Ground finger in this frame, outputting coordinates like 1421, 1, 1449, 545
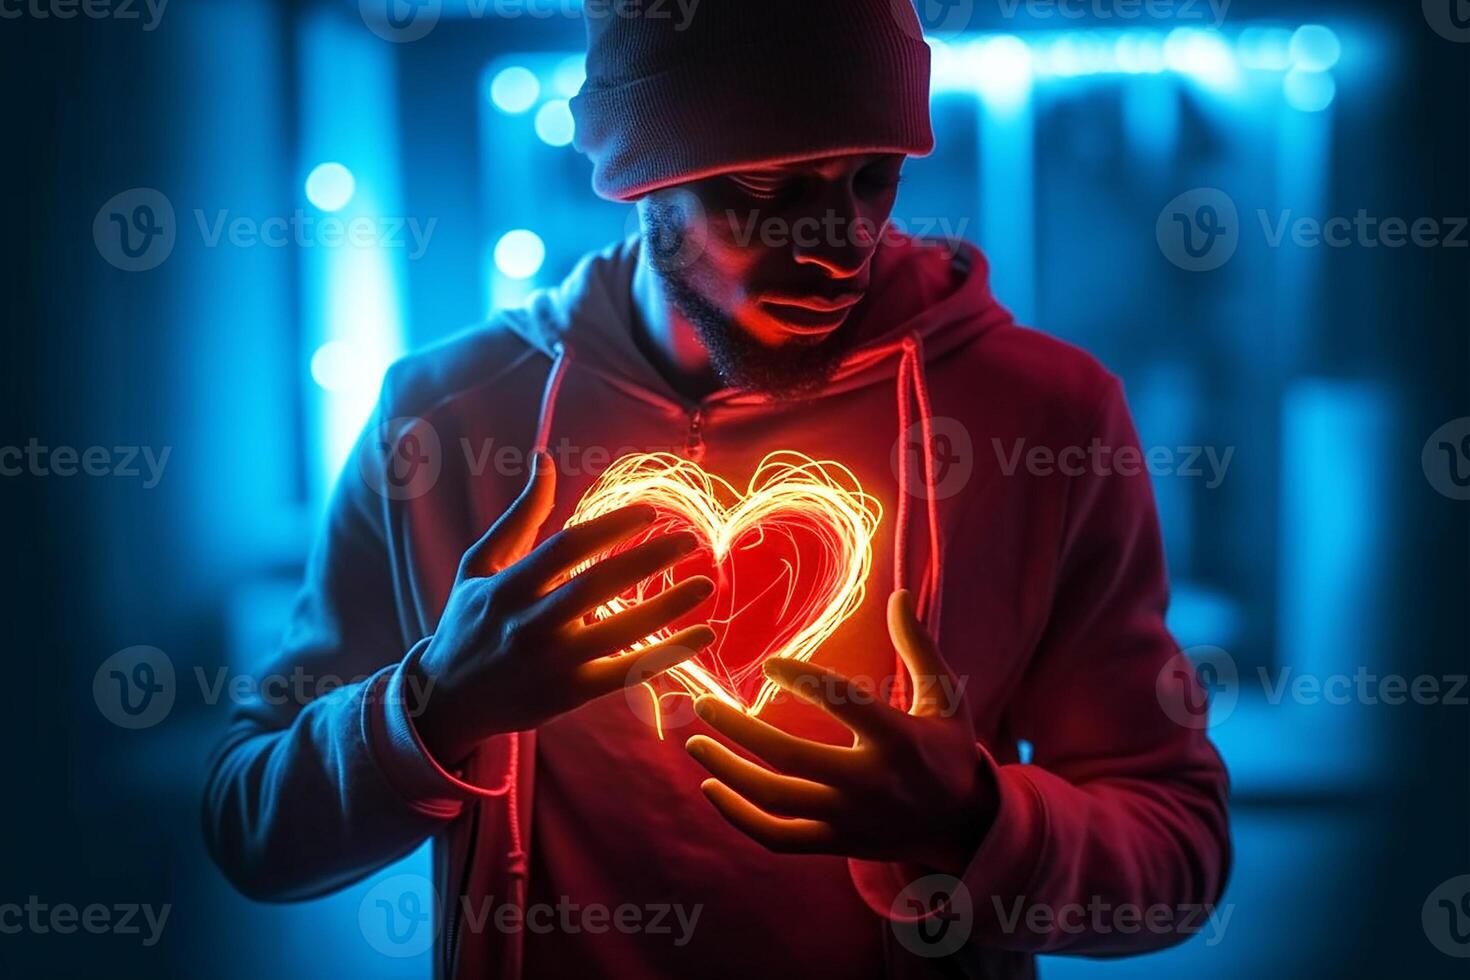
574, 624, 716, 701
888, 589, 957, 718
693, 696, 853, 782
698, 779, 843, 855
761, 658, 907, 745
503, 502, 658, 594
685, 734, 841, 820
572, 575, 716, 659
536, 531, 699, 624
459, 451, 557, 579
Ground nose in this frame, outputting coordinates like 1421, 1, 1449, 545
790, 188, 879, 279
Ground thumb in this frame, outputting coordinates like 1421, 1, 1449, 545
459, 451, 556, 579
887, 589, 959, 718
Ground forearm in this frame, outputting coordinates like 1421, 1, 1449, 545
201, 656, 465, 901
961, 756, 1231, 954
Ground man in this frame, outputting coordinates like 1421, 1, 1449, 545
204, 2, 1230, 977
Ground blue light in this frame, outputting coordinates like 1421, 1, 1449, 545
310, 339, 366, 393
489, 66, 540, 114
1165, 28, 1239, 91
551, 55, 586, 99
1283, 68, 1336, 112
534, 99, 575, 147
974, 34, 1033, 110
1290, 25, 1342, 72
304, 162, 355, 212
1237, 26, 1294, 71
494, 229, 546, 280
1116, 32, 1166, 75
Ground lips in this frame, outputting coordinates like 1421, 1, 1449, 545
757, 290, 865, 334
758, 291, 865, 313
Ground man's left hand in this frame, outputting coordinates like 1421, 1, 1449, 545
686, 589, 997, 875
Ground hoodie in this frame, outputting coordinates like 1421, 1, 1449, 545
203, 232, 1231, 979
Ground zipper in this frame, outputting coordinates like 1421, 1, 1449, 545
685, 407, 706, 462
443, 798, 481, 979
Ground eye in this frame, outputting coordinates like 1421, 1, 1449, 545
727, 172, 790, 201
856, 165, 904, 194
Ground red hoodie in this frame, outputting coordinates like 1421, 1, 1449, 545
203, 232, 1230, 979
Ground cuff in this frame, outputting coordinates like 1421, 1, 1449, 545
366, 638, 473, 819
847, 745, 1047, 923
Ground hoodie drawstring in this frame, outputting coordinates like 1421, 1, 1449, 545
890, 332, 944, 711
478, 342, 570, 980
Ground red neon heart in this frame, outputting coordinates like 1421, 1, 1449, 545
566, 451, 882, 716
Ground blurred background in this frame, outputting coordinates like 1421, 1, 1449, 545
3, 0, 1467, 976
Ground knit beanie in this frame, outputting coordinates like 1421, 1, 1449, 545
570, 0, 935, 202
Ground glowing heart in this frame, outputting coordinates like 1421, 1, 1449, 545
566, 451, 882, 719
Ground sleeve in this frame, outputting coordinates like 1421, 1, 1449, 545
200, 398, 475, 902
850, 374, 1232, 956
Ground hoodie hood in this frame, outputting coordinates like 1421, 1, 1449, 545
500, 231, 1014, 408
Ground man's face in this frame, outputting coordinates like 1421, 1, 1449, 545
640, 152, 906, 397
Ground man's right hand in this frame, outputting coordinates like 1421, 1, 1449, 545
408, 450, 715, 766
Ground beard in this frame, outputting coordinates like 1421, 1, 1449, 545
643, 200, 861, 400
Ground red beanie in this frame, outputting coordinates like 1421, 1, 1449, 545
570, 0, 935, 202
